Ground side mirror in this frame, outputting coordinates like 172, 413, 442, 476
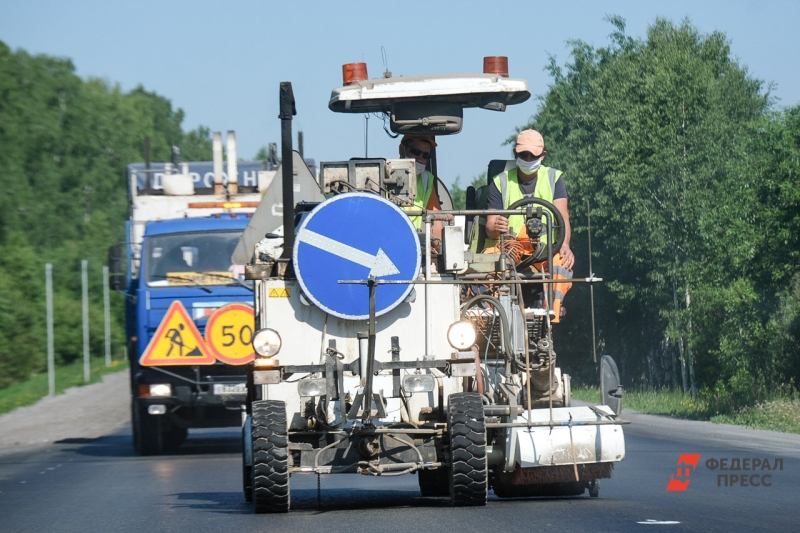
108, 243, 128, 291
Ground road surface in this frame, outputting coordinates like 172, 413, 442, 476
0, 375, 798, 532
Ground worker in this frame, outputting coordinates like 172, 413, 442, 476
399, 134, 449, 240
484, 128, 573, 317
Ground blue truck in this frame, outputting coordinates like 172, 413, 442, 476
108, 133, 308, 454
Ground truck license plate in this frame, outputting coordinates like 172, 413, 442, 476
213, 383, 247, 395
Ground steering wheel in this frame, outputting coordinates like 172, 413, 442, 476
505, 196, 566, 267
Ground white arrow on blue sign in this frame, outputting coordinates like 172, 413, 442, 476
293, 192, 420, 320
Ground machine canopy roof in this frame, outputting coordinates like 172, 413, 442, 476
328, 73, 530, 114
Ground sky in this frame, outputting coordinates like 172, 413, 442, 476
1, 0, 799, 188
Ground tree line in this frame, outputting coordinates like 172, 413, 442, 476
451, 17, 799, 412
0, 41, 212, 388
2, 17, 799, 413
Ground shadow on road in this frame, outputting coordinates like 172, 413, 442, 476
171, 488, 451, 515
56, 432, 241, 458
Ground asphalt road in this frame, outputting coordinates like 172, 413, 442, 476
1, 411, 798, 533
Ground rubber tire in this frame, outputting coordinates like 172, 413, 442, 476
419, 468, 450, 497
242, 425, 253, 503
563, 373, 572, 408
588, 479, 600, 498
448, 392, 488, 506
251, 400, 290, 513
162, 426, 187, 452
132, 403, 163, 456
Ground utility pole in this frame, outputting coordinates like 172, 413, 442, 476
46, 264, 55, 396
103, 266, 111, 367
82, 259, 90, 382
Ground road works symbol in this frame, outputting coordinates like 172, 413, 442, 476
139, 301, 215, 366
666, 453, 702, 491
205, 303, 256, 365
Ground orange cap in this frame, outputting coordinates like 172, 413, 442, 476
515, 129, 544, 155
400, 134, 438, 148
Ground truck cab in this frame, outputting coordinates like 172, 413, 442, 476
127, 214, 254, 453
111, 132, 320, 454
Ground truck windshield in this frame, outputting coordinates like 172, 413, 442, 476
145, 231, 247, 288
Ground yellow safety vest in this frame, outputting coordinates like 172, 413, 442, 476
483, 166, 561, 249
405, 171, 436, 229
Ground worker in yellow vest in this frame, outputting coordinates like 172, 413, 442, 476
399, 135, 448, 240
485, 129, 574, 324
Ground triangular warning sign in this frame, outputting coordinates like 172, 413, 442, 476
139, 301, 216, 366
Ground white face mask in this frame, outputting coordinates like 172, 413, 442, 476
415, 162, 427, 175
516, 156, 542, 174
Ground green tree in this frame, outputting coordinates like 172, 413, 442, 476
0, 41, 213, 389
525, 18, 777, 405
449, 174, 488, 210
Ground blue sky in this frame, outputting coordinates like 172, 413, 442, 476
2, 0, 798, 188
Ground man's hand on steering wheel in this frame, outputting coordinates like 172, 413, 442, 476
559, 243, 575, 270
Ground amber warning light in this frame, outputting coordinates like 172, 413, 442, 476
483, 56, 509, 77
342, 62, 368, 85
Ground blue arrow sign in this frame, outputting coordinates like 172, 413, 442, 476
293, 193, 420, 320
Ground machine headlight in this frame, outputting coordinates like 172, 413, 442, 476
149, 383, 172, 397
402, 374, 436, 393
253, 328, 281, 357
447, 320, 476, 350
297, 378, 327, 397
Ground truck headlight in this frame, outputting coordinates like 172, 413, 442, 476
149, 383, 172, 397
447, 320, 476, 350
253, 328, 281, 357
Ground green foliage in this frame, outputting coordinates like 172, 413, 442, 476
571, 383, 800, 434
526, 18, 799, 408
449, 174, 487, 210
0, 41, 211, 390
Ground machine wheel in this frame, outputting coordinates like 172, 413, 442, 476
588, 479, 600, 498
242, 425, 253, 502
562, 373, 572, 407
418, 468, 450, 497
132, 403, 162, 456
251, 400, 289, 513
448, 392, 488, 506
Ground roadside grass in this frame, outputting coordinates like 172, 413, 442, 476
570, 384, 800, 435
0, 358, 129, 416
711, 399, 800, 434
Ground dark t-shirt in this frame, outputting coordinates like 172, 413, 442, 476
486, 168, 567, 210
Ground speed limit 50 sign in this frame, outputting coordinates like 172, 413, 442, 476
204, 303, 255, 365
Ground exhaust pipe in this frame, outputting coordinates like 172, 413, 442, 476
227, 130, 239, 195
213, 132, 224, 195
279, 82, 296, 259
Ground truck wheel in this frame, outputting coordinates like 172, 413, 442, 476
588, 479, 600, 498
242, 425, 253, 502
448, 392, 487, 506
251, 400, 289, 513
161, 426, 187, 452
418, 468, 450, 497
132, 403, 162, 456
